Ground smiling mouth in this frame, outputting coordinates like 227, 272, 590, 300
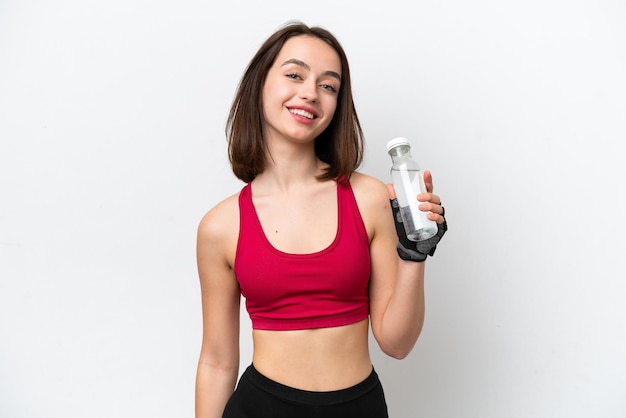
289, 108, 316, 119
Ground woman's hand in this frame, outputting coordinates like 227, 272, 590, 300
386, 170, 448, 262
419, 170, 446, 224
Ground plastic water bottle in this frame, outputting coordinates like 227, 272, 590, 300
387, 137, 438, 242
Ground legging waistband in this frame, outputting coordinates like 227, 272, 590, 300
241, 364, 381, 407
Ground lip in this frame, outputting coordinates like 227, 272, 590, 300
287, 106, 319, 120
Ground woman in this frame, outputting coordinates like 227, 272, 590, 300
195, 21, 447, 418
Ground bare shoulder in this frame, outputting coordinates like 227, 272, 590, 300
198, 191, 239, 233
349, 172, 393, 239
197, 190, 241, 267
349, 171, 391, 209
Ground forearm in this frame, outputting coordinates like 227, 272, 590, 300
195, 362, 238, 418
378, 260, 426, 359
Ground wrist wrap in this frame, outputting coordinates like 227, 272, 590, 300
390, 198, 448, 262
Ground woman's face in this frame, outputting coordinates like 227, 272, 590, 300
261, 35, 342, 146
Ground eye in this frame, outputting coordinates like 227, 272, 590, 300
320, 83, 338, 93
286, 73, 302, 80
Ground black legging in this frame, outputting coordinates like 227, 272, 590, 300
222, 364, 389, 418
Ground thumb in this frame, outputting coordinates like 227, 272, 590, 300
386, 183, 397, 200
423, 170, 434, 193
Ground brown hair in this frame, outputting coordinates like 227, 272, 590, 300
226, 21, 364, 184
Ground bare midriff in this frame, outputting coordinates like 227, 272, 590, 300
251, 318, 372, 391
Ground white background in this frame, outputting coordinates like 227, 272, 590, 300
1, 1, 625, 417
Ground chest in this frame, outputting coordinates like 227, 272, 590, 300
253, 186, 338, 254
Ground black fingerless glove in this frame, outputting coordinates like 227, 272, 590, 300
390, 198, 448, 262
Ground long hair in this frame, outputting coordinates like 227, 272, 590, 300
226, 21, 364, 184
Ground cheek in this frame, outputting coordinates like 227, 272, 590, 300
261, 82, 283, 118
323, 99, 338, 122
264, 78, 291, 102
329, 100, 338, 115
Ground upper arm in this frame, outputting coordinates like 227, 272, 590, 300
350, 174, 399, 340
196, 196, 241, 369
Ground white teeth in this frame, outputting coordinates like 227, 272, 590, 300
289, 108, 315, 119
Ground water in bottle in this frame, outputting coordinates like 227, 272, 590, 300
387, 137, 438, 242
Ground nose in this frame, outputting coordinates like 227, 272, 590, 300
299, 79, 318, 102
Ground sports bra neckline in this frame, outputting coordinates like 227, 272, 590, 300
243, 181, 342, 258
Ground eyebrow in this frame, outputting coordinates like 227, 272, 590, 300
281, 58, 342, 81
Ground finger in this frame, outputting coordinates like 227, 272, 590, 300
417, 192, 441, 205
427, 211, 446, 224
423, 170, 434, 193
386, 183, 397, 200
420, 201, 443, 214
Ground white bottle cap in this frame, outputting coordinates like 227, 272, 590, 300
386, 137, 410, 151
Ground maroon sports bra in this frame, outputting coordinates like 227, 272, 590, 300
234, 180, 371, 331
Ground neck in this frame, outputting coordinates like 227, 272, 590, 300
255, 144, 328, 192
